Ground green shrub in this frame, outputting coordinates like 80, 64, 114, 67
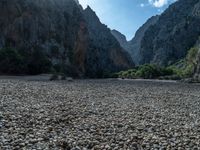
0, 47, 24, 74
28, 49, 52, 75
186, 47, 198, 65
167, 47, 199, 78
60, 73, 66, 80
115, 64, 177, 80
135, 64, 160, 79
50, 73, 59, 81
114, 46, 199, 80
160, 67, 174, 76
0, 47, 53, 75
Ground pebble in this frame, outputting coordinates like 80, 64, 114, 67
0, 79, 200, 149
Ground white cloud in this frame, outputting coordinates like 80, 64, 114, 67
140, 3, 145, 7
148, 0, 168, 8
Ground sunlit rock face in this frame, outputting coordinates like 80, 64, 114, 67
112, 0, 200, 67
0, 0, 133, 77
139, 0, 200, 66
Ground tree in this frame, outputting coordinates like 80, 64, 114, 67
0, 47, 24, 74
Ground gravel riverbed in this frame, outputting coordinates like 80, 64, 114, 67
0, 79, 200, 150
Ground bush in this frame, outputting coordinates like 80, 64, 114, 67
60, 73, 66, 80
167, 47, 199, 79
0, 47, 53, 75
53, 64, 63, 73
50, 74, 59, 81
160, 67, 174, 76
186, 47, 198, 65
135, 64, 161, 79
114, 46, 199, 80
114, 64, 175, 80
0, 47, 24, 74
27, 49, 52, 75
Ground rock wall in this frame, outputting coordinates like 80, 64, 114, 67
139, 0, 200, 66
0, 0, 134, 76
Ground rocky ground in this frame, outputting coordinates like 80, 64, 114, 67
0, 79, 200, 150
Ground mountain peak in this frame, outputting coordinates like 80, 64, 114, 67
85, 5, 94, 12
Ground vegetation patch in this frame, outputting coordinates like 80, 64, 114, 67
167, 47, 199, 78
114, 64, 174, 79
114, 46, 199, 80
0, 47, 24, 74
0, 47, 52, 75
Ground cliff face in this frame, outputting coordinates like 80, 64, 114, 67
194, 42, 200, 81
139, 0, 200, 66
0, 0, 133, 76
129, 16, 159, 65
82, 7, 133, 77
111, 30, 132, 54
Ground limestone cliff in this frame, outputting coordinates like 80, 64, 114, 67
139, 0, 200, 66
0, 0, 134, 76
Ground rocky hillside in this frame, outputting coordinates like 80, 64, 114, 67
139, 0, 200, 66
194, 42, 200, 81
0, 0, 133, 77
129, 16, 159, 65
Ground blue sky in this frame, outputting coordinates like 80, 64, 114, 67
79, 0, 176, 40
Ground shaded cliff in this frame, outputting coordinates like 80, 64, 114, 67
0, 0, 133, 76
139, 0, 200, 66
111, 30, 132, 55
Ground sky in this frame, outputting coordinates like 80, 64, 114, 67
79, 0, 176, 40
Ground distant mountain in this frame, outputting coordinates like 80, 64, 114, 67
129, 15, 159, 65
111, 16, 159, 65
0, 0, 133, 76
83, 7, 133, 77
113, 0, 200, 67
139, 0, 200, 66
111, 30, 131, 54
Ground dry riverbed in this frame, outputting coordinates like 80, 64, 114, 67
0, 79, 200, 149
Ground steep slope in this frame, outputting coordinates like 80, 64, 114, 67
129, 16, 159, 65
139, 0, 200, 66
0, 0, 133, 76
111, 16, 159, 65
83, 6, 133, 77
111, 30, 132, 54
